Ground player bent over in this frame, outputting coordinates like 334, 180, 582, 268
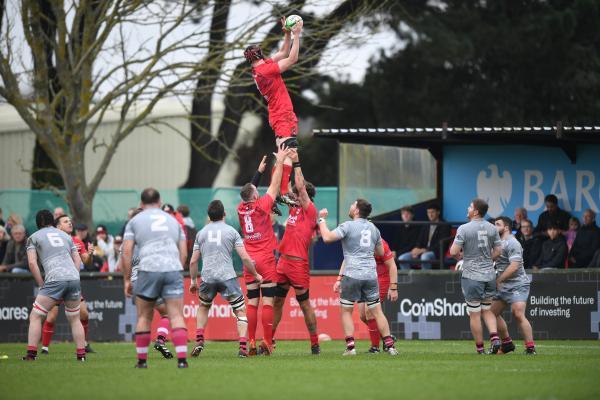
122, 188, 189, 368
41, 214, 94, 355
450, 198, 503, 354
189, 200, 262, 358
319, 199, 398, 356
244, 17, 303, 206
358, 237, 398, 353
492, 217, 536, 355
23, 210, 86, 361
272, 149, 320, 354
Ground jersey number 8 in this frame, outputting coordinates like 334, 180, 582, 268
360, 230, 372, 247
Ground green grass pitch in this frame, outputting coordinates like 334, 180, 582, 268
1, 340, 599, 400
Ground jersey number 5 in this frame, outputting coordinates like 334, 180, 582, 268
360, 230, 372, 247
47, 232, 64, 247
150, 215, 169, 232
477, 231, 489, 248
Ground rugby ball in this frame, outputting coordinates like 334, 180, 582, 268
318, 333, 331, 342
285, 15, 302, 30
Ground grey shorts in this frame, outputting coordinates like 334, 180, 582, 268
135, 271, 184, 301
495, 284, 530, 305
199, 278, 243, 303
39, 280, 81, 301
340, 276, 379, 303
461, 277, 496, 302
132, 279, 165, 305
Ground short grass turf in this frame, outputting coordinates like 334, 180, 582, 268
1, 340, 599, 400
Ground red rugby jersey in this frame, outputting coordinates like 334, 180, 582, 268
375, 238, 394, 280
279, 202, 318, 260
252, 59, 296, 126
237, 194, 276, 256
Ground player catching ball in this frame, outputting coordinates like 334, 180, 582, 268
244, 15, 303, 206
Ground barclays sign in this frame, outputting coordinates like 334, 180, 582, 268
443, 145, 600, 222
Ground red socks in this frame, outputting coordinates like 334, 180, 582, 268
195, 327, 205, 344
172, 328, 188, 360
135, 331, 151, 361
42, 321, 54, 347
157, 316, 170, 344
366, 319, 379, 347
310, 333, 319, 347
76, 347, 86, 359
247, 304, 258, 341
262, 305, 274, 346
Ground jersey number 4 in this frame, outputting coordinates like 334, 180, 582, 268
208, 230, 222, 246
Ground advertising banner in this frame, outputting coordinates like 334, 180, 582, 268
2, 272, 599, 342
443, 145, 600, 222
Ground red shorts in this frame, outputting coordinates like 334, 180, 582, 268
244, 253, 277, 284
378, 278, 390, 302
271, 112, 298, 138
276, 256, 310, 290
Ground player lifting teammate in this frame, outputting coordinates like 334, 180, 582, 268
237, 148, 291, 355
23, 210, 86, 361
492, 216, 536, 355
272, 149, 321, 355
189, 200, 262, 358
450, 198, 503, 354
244, 16, 303, 206
122, 188, 189, 368
318, 199, 398, 356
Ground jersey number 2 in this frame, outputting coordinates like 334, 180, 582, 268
150, 215, 169, 232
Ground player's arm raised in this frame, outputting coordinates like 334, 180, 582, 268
272, 16, 292, 62
317, 208, 340, 243
289, 149, 311, 209
189, 249, 200, 294
235, 245, 262, 283
26, 249, 44, 288
266, 147, 291, 200
277, 20, 302, 73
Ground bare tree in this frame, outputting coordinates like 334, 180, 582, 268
184, 0, 388, 187
0, 0, 271, 225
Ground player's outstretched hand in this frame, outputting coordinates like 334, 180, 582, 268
257, 155, 267, 173
124, 279, 132, 298
291, 20, 303, 34
333, 279, 341, 293
274, 147, 292, 163
319, 208, 328, 219
388, 288, 398, 302
189, 281, 198, 294
281, 16, 288, 32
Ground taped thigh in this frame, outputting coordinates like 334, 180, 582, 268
466, 300, 481, 315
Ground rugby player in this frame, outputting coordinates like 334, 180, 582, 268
272, 149, 320, 355
237, 148, 291, 355
244, 17, 303, 206
23, 210, 86, 361
122, 188, 188, 368
189, 200, 262, 358
318, 199, 398, 356
492, 216, 536, 355
450, 198, 503, 354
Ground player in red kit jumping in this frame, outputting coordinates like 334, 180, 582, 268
244, 16, 303, 206
238, 148, 292, 355
272, 149, 320, 355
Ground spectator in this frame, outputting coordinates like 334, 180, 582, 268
393, 206, 424, 269
0, 225, 9, 264
533, 223, 567, 269
513, 207, 528, 233
569, 209, 600, 268
119, 207, 137, 237
162, 203, 187, 235
5, 213, 23, 235
0, 224, 29, 273
589, 248, 600, 268
518, 219, 544, 269
74, 223, 91, 245
564, 217, 580, 250
534, 194, 571, 234
397, 204, 451, 270
177, 204, 195, 229
95, 224, 114, 255
0, 207, 4, 226
105, 235, 122, 272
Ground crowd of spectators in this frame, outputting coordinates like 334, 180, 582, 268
1, 192, 600, 273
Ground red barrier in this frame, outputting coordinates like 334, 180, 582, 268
151, 276, 370, 341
